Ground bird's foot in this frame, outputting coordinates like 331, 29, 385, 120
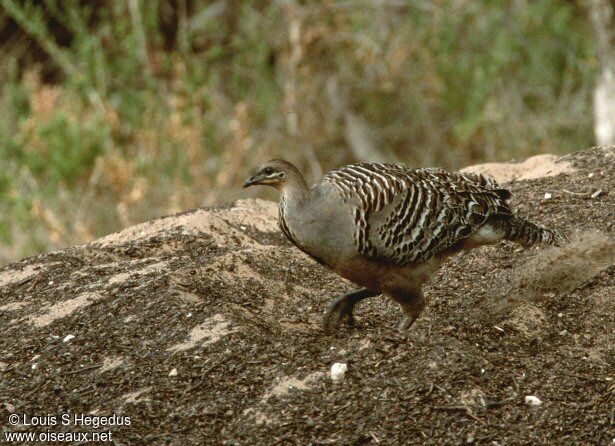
323, 296, 356, 332
397, 314, 418, 333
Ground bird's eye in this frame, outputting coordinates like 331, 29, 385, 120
262, 167, 274, 176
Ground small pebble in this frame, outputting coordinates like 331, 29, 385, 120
544, 192, 552, 199
169, 368, 178, 377
63, 334, 75, 343
590, 189, 603, 199
525, 395, 542, 406
330, 363, 348, 382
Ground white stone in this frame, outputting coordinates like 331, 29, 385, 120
524, 395, 542, 406
591, 190, 603, 199
544, 193, 552, 200
330, 363, 347, 382
63, 334, 75, 343
169, 368, 178, 377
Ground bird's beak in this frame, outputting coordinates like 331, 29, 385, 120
243, 176, 260, 188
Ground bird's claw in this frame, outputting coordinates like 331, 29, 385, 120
323, 297, 355, 332
397, 315, 417, 333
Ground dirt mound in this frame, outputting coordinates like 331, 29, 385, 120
459, 153, 575, 183
1, 147, 613, 444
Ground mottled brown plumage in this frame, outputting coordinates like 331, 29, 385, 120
244, 159, 567, 332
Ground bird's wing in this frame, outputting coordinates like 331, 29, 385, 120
322, 163, 512, 264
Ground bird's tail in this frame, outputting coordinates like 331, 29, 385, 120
501, 216, 568, 247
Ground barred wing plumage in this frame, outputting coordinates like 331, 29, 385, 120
322, 163, 512, 265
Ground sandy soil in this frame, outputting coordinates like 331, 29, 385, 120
459, 153, 575, 183
0, 147, 613, 445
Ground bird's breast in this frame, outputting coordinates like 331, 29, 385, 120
280, 196, 356, 269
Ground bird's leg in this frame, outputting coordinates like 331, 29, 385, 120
392, 289, 425, 332
323, 288, 380, 332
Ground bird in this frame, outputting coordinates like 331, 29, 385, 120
243, 159, 567, 332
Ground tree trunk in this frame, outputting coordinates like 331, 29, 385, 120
588, 0, 615, 145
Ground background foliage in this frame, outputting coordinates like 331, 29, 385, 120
0, 0, 597, 263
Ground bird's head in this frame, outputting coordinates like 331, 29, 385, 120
243, 159, 297, 189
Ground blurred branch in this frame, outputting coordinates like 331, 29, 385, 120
276, 0, 322, 177
330, 0, 432, 13
587, 0, 615, 69
176, 0, 190, 57
188, 1, 227, 37
1, 0, 77, 78
0, 13, 29, 62
127, 0, 151, 71
326, 76, 392, 162
278, 0, 301, 136
344, 112, 384, 162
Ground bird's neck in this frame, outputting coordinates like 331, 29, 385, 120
279, 174, 309, 211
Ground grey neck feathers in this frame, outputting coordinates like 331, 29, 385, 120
279, 168, 309, 211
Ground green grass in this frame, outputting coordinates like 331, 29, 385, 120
0, 0, 597, 263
